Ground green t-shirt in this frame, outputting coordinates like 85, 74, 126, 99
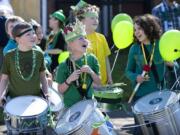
1, 48, 46, 97
56, 53, 100, 108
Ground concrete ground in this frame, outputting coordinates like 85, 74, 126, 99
108, 110, 134, 135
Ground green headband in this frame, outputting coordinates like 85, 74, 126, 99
83, 12, 98, 18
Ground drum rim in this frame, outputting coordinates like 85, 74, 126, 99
55, 99, 97, 132
94, 85, 124, 92
48, 86, 64, 111
94, 87, 123, 99
56, 124, 82, 134
4, 95, 49, 117
132, 90, 178, 115
48, 86, 64, 100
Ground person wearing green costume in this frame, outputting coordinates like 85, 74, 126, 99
0, 22, 49, 105
56, 20, 101, 108
126, 14, 165, 102
71, 0, 113, 85
125, 14, 165, 135
46, 9, 67, 73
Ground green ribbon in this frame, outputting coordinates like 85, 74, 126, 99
47, 107, 56, 128
91, 114, 109, 128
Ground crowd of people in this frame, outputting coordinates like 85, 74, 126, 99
0, 0, 179, 134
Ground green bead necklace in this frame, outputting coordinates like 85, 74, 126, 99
15, 48, 36, 81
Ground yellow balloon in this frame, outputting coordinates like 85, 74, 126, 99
159, 30, 180, 62
113, 21, 134, 49
111, 13, 133, 32
58, 51, 70, 64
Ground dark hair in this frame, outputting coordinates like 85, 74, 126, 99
29, 19, 40, 32
12, 22, 32, 39
133, 14, 162, 44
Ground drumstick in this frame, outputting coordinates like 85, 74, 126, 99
71, 58, 79, 86
128, 71, 146, 103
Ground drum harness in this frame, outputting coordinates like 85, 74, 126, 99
143, 42, 164, 89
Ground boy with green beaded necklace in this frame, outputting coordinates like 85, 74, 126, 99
56, 20, 101, 108
0, 22, 49, 106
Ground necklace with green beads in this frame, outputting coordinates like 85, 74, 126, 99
15, 48, 36, 81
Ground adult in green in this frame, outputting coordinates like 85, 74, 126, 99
56, 20, 101, 108
0, 22, 49, 105
46, 9, 67, 73
125, 14, 165, 135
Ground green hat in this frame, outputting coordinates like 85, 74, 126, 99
51, 10, 66, 23
71, 0, 88, 11
63, 20, 86, 43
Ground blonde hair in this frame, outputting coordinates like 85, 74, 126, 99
5, 15, 24, 34
74, 4, 99, 21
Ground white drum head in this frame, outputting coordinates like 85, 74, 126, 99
48, 86, 64, 112
133, 90, 178, 114
5, 96, 48, 116
56, 100, 96, 134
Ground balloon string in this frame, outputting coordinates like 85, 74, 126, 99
110, 44, 115, 51
110, 49, 120, 75
171, 76, 180, 90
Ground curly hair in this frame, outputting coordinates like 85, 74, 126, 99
133, 14, 162, 44
74, 4, 99, 21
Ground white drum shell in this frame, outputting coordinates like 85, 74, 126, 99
4, 96, 49, 133
48, 82, 64, 120
133, 90, 180, 135
55, 100, 111, 135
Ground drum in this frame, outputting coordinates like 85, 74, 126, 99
94, 83, 124, 103
133, 90, 180, 135
4, 96, 49, 134
48, 82, 64, 119
55, 100, 114, 135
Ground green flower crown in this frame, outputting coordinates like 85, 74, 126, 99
63, 20, 86, 43
71, 0, 88, 12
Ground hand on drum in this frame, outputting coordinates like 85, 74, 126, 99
67, 70, 81, 83
46, 71, 53, 87
136, 75, 149, 83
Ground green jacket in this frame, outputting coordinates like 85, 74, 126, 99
125, 40, 165, 98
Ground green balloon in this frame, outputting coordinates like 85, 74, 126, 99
58, 51, 70, 64
113, 21, 134, 49
159, 30, 180, 62
111, 13, 133, 32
